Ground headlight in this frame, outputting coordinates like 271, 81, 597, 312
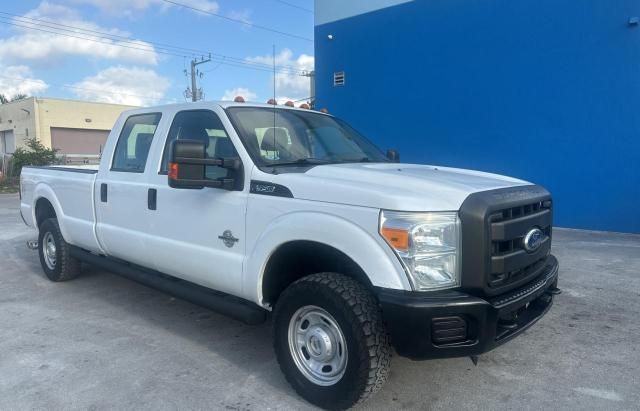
379, 210, 461, 291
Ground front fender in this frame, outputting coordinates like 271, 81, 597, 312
244, 211, 412, 306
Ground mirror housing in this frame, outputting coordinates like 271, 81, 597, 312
168, 139, 240, 190
386, 149, 400, 163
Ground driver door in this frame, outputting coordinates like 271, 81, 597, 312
145, 108, 247, 296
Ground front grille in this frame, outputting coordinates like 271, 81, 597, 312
488, 201, 552, 290
459, 185, 553, 297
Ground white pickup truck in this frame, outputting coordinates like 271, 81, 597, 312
20, 101, 559, 409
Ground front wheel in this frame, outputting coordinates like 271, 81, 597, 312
273, 273, 391, 410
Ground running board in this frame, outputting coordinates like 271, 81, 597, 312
69, 247, 267, 325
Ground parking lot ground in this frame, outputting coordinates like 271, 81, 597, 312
1, 193, 639, 410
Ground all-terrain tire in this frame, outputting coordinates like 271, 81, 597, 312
273, 273, 391, 410
38, 218, 81, 281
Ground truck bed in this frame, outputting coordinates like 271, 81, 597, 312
20, 166, 102, 253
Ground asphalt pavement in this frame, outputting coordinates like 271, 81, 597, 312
1, 193, 638, 410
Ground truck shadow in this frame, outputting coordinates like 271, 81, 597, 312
9, 234, 314, 409
77, 263, 302, 404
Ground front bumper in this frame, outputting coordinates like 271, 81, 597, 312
377, 254, 559, 360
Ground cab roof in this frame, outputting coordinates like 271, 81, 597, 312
120, 101, 328, 117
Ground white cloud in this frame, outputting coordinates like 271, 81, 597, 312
72, 66, 170, 106
221, 87, 257, 102
227, 9, 252, 26
66, 0, 219, 15
0, 2, 158, 66
275, 96, 311, 106
246, 49, 314, 101
0, 66, 49, 98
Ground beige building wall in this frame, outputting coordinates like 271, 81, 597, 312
35, 98, 136, 149
0, 98, 37, 152
0, 97, 135, 153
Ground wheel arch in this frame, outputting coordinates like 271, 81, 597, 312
35, 197, 57, 228
261, 240, 374, 306
31, 184, 69, 240
245, 211, 411, 308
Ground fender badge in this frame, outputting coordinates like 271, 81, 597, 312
218, 230, 239, 248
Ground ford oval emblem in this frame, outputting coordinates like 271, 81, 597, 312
523, 228, 545, 252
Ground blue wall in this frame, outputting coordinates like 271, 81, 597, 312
315, 0, 640, 233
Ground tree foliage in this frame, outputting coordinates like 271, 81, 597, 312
11, 137, 59, 176
0, 93, 28, 104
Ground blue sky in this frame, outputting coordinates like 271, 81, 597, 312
0, 0, 314, 106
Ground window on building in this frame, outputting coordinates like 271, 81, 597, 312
0, 131, 16, 155
111, 113, 161, 172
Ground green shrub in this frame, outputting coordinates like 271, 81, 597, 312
11, 137, 59, 176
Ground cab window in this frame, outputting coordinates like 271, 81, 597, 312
111, 113, 162, 172
161, 110, 238, 180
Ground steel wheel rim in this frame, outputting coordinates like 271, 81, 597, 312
288, 305, 348, 386
43, 232, 57, 270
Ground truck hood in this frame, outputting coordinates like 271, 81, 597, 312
272, 163, 531, 211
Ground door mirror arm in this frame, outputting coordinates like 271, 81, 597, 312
173, 156, 242, 170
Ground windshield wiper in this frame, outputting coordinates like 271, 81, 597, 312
268, 158, 332, 167
338, 157, 372, 163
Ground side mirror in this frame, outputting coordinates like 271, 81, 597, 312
386, 149, 400, 163
168, 139, 241, 190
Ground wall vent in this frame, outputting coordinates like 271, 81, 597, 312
333, 71, 345, 87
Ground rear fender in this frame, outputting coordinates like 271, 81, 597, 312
32, 184, 69, 240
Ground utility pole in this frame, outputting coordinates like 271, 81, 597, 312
185, 55, 211, 102
302, 70, 315, 108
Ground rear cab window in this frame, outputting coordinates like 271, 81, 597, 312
111, 113, 162, 172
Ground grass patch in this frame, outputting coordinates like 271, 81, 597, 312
0, 177, 19, 194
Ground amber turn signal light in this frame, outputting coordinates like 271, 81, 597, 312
168, 162, 179, 180
380, 227, 409, 251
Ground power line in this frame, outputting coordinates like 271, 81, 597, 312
0, 12, 306, 74
0, 18, 180, 57
0, 74, 160, 100
271, 0, 313, 13
0, 11, 201, 56
159, 0, 313, 42
0, 17, 308, 76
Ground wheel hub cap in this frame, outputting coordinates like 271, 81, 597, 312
288, 306, 348, 386
42, 232, 57, 270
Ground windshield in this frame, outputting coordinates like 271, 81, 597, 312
225, 107, 389, 168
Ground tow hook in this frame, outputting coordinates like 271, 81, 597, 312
549, 287, 562, 295
26, 240, 38, 250
470, 355, 479, 366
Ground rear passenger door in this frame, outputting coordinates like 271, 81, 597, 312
145, 109, 247, 296
95, 112, 164, 267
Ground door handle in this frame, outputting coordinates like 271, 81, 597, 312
148, 188, 157, 210
100, 183, 107, 203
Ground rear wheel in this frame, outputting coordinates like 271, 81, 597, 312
273, 273, 391, 410
38, 218, 80, 281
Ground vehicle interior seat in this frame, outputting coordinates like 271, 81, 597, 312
133, 133, 154, 170
213, 137, 236, 158
261, 128, 292, 161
